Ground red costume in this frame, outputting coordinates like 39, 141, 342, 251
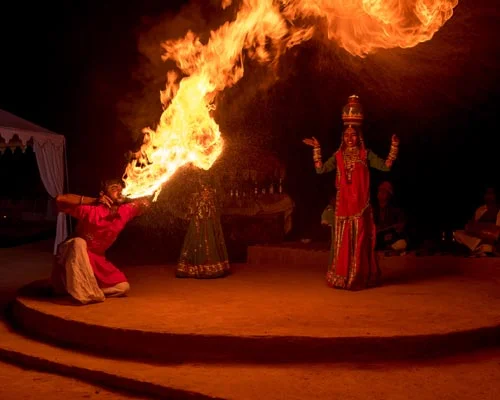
312, 95, 397, 290
327, 148, 380, 289
66, 202, 143, 287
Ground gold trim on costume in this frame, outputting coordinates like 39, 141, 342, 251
176, 261, 230, 279
327, 170, 379, 290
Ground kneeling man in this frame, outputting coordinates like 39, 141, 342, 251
51, 179, 149, 304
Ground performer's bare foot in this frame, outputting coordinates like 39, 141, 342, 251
102, 282, 130, 298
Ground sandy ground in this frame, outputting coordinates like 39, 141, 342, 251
0, 241, 144, 400
2, 323, 500, 400
0, 360, 146, 400
16, 254, 500, 338
1, 240, 500, 400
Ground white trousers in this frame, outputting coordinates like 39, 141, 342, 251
51, 238, 130, 304
453, 230, 493, 253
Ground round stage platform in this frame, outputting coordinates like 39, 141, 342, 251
10, 257, 500, 363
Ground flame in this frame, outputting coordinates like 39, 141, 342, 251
282, 0, 459, 56
123, 0, 458, 200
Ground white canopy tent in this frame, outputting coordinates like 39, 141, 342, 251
0, 109, 68, 253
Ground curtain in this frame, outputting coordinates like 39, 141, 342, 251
33, 137, 66, 254
1, 128, 67, 254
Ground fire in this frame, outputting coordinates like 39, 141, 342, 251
283, 0, 459, 56
123, 0, 458, 200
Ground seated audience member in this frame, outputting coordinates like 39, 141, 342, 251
454, 187, 500, 257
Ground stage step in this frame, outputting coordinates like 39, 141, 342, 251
3, 240, 500, 399
2, 317, 500, 400
8, 259, 500, 365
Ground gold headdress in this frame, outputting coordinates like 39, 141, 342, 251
340, 95, 365, 149
342, 95, 363, 127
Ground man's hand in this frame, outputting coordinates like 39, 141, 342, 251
128, 197, 151, 216
98, 192, 113, 208
136, 197, 151, 209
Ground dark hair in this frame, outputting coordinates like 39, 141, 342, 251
100, 178, 124, 193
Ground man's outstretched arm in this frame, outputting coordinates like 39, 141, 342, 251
55, 194, 97, 214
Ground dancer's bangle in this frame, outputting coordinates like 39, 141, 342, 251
313, 146, 322, 168
387, 142, 399, 162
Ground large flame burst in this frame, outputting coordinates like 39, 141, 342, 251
122, 0, 458, 200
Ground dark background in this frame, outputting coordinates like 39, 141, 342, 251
1, 0, 499, 248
